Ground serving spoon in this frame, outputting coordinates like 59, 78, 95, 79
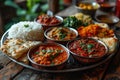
47, 10, 53, 17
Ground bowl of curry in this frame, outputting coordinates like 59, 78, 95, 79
27, 42, 70, 70
99, 2, 115, 12
95, 15, 119, 25
35, 14, 63, 30
44, 27, 78, 45
67, 38, 108, 64
75, 1, 100, 17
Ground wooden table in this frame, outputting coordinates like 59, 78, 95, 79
0, 6, 120, 80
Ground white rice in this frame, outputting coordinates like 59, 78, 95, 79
8, 21, 44, 41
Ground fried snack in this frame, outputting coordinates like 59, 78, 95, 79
77, 24, 114, 38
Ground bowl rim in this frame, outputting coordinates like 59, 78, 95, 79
95, 14, 120, 24
27, 42, 70, 67
34, 15, 63, 26
44, 27, 78, 42
66, 38, 108, 59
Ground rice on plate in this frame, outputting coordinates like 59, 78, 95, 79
8, 21, 44, 41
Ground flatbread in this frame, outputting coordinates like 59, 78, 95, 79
0, 38, 41, 63
99, 37, 118, 54
93, 37, 118, 54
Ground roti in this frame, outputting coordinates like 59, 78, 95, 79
0, 38, 41, 63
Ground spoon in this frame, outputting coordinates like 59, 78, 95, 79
47, 10, 53, 17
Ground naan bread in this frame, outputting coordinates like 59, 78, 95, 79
95, 23, 109, 29
99, 37, 118, 54
0, 38, 41, 63
93, 37, 118, 54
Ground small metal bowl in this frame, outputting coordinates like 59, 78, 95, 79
35, 15, 63, 30
27, 42, 70, 70
99, 2, 115, 12
95, 14, 119, 25
67, 38, 108, 64
75, 1, 100, 17
44, 27, 78, 45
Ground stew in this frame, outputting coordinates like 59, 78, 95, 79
47, 27, 77, 40
68, 38, 106, 58
37, 15, 60, 26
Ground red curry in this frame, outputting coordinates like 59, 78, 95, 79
37, 15, 60, 26
68, 38, 106, 58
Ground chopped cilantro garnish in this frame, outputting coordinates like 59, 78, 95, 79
88, 49, 92, 53
35, 52, 39, 54
59, 32, 66, 39
41, 49, 46, 53
24, 24, 29, 28
50, 55, 54, 60
87, 44, 94, 49
56, 50, 63, 53
80, 43, 85, 49
47, 49, 53, 53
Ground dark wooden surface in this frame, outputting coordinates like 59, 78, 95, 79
0, 5, 120, 80
0, 53, 112, 80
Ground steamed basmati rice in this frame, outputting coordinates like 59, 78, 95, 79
8, 21, 44, 41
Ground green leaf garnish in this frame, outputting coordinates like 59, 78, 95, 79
56, 50, 63, 53
41, 49, 46, 53
61, 34, 66, 39
87, 44, 94, 49
80, 42, 85, 49
47, 49, 53, 53
88, 49, 92, 53
35, 52, 39, 54
24, 24, 29, 28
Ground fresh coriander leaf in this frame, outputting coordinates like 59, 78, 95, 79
88, 49, 92, 53
24, 24, 29, 28
59, 33, 66, 39
87, 44, 94, 49
41, 49, 46, 53
47, 49, 53, 53
57, 50, 63, 53
35, 52, 39, 54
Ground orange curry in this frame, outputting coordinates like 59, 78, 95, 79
31, 44, 67, 66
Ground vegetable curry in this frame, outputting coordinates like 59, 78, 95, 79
47, 27, 77, 41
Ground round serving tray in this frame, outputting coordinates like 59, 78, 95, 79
1, 30, 119, 73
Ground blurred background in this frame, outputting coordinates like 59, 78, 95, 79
0, 0, 117, 38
